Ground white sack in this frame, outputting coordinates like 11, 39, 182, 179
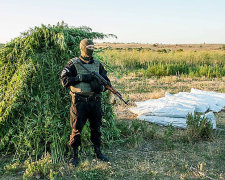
138, 111, 216, 129
191, 88, 225, 112
130, 89, 225, 129
130, 98, 195, 118
138, 115, 187, 128
165, 92, 209, 113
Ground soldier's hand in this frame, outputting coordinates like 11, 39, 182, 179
90, 79, 105, 93
78, 74, 93, 82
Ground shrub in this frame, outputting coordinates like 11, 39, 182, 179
0, 22, 119, 162
23, 154, 57, 180
177, 48, 183, 52
157, 49, 167, 53
163, 124, 174, 149
186, 113, 213, 141
3, 162, 23, 175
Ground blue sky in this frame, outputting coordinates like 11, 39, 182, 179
0, 0, 225, 44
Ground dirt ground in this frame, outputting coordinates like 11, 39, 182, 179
95, 43, 224, 51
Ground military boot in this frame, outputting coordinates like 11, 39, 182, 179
69, 146, 79, 167
94, 146, 109, 162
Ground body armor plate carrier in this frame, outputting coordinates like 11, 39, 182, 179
70, 58, 100, 96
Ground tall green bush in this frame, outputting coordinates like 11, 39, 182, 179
186, 113, 213, 141
0, 22, 119, 162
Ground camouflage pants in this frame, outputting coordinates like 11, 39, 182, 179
69, 95, 102, 148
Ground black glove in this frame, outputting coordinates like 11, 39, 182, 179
90, 79, 105, 93
78, 74, 93, 82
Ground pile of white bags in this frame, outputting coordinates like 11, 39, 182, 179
129, 88, 225, 129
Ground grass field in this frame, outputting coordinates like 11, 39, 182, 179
0, 44, 225, 179
97, 48, 225, 78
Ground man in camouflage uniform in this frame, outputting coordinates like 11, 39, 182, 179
61, 39, 110, 166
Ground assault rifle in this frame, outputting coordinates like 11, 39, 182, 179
78, 62, 129, 105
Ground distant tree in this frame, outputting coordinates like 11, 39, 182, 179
177, 48, 183, 52
222, 44, 225, 50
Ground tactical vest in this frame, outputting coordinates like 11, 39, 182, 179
70, 58, 100, 96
